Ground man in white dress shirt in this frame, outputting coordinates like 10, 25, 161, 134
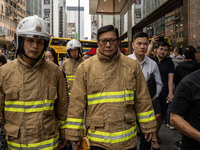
128, 32, 163, 150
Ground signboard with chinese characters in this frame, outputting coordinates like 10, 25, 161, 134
44, 0, 50, 4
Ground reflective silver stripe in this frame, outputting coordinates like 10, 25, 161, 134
5, 105, 24, 108
8, 136, 59, 150
67, 77, 74, 80
88, 129, 136, 140
66, 121, 83, 126
138, 112, 155, 120
87, 125, 137, 143
5, 105, 43, 109
44, 102, 54, 107
88, 95, 124, 102
25, 105, 43, 109
5, 100, 54, 113
125, 93, 134, 97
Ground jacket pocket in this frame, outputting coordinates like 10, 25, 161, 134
5, 87, 19, 101
45, 85, 57, 114
86, 116, 104, 132
124, 102, 136, 124
125, 73, 136, 104
89, 79, 103, 93
48, 85, 58, 100
44, 118, 60, 136
4, 122, 19, 139
125, 73, 136, 90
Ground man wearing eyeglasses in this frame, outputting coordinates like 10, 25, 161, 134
66, 25, 157, 150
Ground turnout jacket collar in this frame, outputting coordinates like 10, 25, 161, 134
97, 48, 121, 63
17, 54, 45, 68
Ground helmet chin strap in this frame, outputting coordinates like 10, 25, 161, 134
22, 48, 44, 61
75, 55, 80, 61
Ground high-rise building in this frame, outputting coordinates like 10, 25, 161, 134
42, 0, 50, 21
26, 0, 42, 17
0, 0, 26, 55
66, 6, 84, 39
49, 0, 66, 37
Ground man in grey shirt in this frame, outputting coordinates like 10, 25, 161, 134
128, 32, 163, 150
172, 47, 184, 68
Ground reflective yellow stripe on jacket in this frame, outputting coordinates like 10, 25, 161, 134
88, 125, 137, 144
4, 100, 54, 113
7, 135, 59, 150
137, 110, 156, 123
87, 90, 134, 105
62, 118, 83, 129
66, 75, 75, 81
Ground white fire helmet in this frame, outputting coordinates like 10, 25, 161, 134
66, 39, 82, 57
15, 15, 50, 56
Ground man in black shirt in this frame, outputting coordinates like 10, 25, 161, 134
151, 41, 175, 144
170, 69, 200, 150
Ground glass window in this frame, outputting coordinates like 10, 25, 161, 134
179, 31, 182, 38
135, 0, 141, 4
1, 4, 3, 12
81, 42, 98, 48
50, 39, 70, 46
44, 9, 50, 18
135, 9, 141, 18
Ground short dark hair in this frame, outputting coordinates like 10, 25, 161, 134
153, 43, 159, 49
183, 45, 196, 60
196, 46, 200, 53
174, 47, 183, 55
97, 25, 119, 40
133, 32, 148, 42
158, 41, 170, 49
46, 48, 58, 65
0, 55, 7, 65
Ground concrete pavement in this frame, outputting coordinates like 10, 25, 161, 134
137, 123, 182, 150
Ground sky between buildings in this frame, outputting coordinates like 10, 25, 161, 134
66, 0, 91, 40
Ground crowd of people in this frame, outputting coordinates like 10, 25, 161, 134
0, 15, 200, 150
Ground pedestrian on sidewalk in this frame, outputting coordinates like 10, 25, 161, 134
172, 47, 184, 68
151, 41, 175, 143
128, 32, 163, 150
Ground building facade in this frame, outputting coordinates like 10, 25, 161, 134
26, 0, 42, 17
66, 6, 84, 39
49, 0, 66, 38
0, 0, 26, 56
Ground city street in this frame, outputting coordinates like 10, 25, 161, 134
156, 124, 181, 150
137, 124, 181, 150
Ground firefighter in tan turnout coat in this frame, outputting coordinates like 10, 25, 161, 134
62, 39, 84, 97
0, 15, 68, 150
66, 25, 157, 150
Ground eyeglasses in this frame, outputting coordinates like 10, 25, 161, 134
98, 38, 118, 45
